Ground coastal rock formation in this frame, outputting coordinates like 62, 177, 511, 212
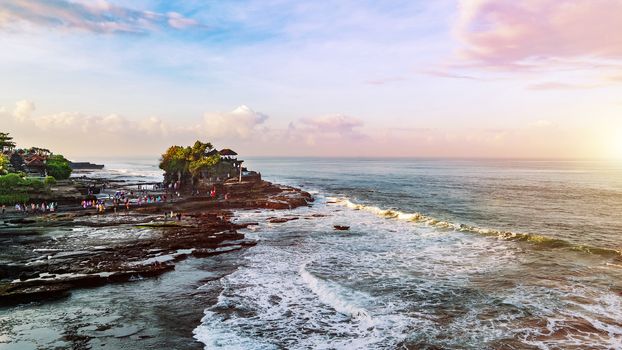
0, 178, 313, 306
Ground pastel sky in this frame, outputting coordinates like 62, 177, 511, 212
1, 0, 622, 159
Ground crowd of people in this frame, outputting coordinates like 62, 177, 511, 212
11, 202, 58, 214
0, 183, 229, 217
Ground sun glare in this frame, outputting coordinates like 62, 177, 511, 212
612, 129, 622, 159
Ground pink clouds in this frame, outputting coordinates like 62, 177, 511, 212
300, 114, 363, 135
457, 0, 622, 70
0, 0, 203, 34
0, 99, 609, 159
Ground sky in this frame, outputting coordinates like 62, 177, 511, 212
1, 0, 622, 160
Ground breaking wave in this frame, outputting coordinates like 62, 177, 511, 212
299, 262, 373, 324
328, 197, 622, 258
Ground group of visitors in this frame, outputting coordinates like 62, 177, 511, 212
79, 189, 168, 214
13, 202, 57, 214
81, 199, 107, 212
137, 194, 166, 205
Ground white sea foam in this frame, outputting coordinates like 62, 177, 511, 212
299, 262, 373, 324
193, 192, 622, 349
327, 197, 622, 257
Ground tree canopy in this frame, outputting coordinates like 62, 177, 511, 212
46, 154, 72, 180
0, 132, 16, 150
159, 140, 221, 187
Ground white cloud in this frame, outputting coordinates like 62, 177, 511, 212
13, 99, 35, 121
300, 114, 363, 134
0, 100, 595, 159
201, 105, 269, 140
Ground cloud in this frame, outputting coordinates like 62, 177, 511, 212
12, 99, 35, 121
166, 12, 198, 29
419, 69, 482, 80
0, 100, 600, 159
527, 82, 596, 90
365, 77, 408, 86
0, 0, 204, 34
529, 119, 554, 128
456, 0, 622, 70
300, 114, 363, 134
201, 105, 269, 140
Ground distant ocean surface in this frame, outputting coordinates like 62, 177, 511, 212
95, 158, 622, 348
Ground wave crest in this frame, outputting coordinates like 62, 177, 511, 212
299, 263, 373, 324
327, 197, 622, 258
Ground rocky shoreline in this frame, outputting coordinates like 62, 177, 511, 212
0, 177, 313, 307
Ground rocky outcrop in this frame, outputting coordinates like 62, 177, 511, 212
0, 179, 314, 306
68, 161, 104, 170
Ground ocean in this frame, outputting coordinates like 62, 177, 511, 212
4, 157, 622, 349
192, 158, 622, 349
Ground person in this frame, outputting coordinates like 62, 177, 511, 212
1, 205, 5, 215
176, 212, 182, 221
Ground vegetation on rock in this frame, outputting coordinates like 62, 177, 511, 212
46, 154, 72, 180
159, 141, 221, 187
0, 173, 50, 205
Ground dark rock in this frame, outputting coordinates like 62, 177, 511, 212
268, 217, 299, 223
334, 225, 350, 231
18, 271, 40, 281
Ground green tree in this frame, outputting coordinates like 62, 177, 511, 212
189, 153, 221, 178
0, 154, 9, 175
159, 145, 190, 184
0, 132, 16, 151
159, 140, 221, 188
46, 154, 72, 180
9, 153, 23, 172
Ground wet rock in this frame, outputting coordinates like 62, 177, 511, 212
334, 225, 350, 231
0, 179, 312, 306
0, 283, 72, 306
268, 217, 299, 224
18, 271, 40, 281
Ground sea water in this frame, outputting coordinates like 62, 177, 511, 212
193, 158, 622, 349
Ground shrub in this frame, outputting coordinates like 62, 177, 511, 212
0, 173, 22, 188
46, 154, 72, 180
0, 173, 46, 195
0, 194, 29, 205
0, 154, 8, 175
44, 176, 57, 185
